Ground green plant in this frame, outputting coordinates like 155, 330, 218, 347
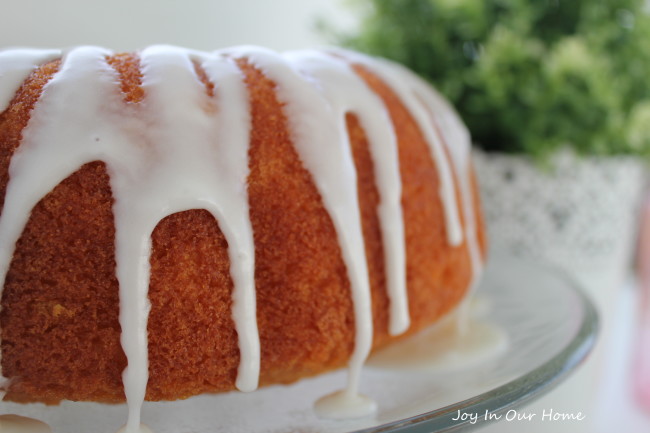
331, 0, 650, 158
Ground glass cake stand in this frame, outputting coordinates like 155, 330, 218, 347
1, 255, 598, 433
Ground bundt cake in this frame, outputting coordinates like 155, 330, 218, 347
0, 45, 486, 429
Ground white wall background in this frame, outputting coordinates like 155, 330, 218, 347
0, 0, 356, 51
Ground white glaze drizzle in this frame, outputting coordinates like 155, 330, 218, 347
285, 50, 409, 335
0, 45, 481, 424
406, 65, 483, 291
372, 57, 484, 336
226, 46, 375, 399
198, 52, 259, 393
332, 48, 483, 304
330, 49, 465, 248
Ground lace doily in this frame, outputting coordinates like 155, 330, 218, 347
472, 149, 647, 282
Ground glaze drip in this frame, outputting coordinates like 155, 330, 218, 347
0, 414, 52, 433
331, 49, 465, 248
229, 46, 376, 399
0, 45, 481, 426
286, 50, 409, 336
405, 62, 484, 290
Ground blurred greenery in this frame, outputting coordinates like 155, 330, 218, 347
326, 0, 650, 159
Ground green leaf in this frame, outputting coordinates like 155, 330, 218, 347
330, 0, 650, 158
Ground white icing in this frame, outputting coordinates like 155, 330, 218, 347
0, 49, 61, 113
116, 423, 154, 433
314, 390, 378, 420
0, 414, 51, 433
198, 52, 259, 393
285, 50, 409, 335
227, 46, 375, 400
407, 68, 484, 291
333, 49, 483, 292
0, 45, 482, 425
330, 49, 465, 248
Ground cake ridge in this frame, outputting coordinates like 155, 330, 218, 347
0, 48, 61, 113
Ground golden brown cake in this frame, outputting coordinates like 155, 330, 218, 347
0, 45, 486, 423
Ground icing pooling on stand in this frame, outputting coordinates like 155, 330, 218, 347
0, 414, 52, 433
0, 45, 482, 427
368, 297, 508, 372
